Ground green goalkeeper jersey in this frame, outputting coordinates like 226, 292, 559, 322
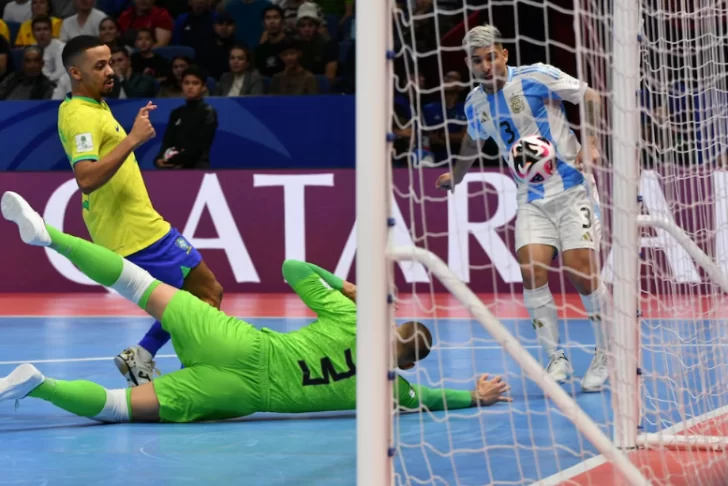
262, 260, 474, 414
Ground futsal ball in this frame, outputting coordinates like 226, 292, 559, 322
163, 147, 180, 161
509, 135, 556, 184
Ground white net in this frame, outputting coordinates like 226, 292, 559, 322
384, 0, 728, 484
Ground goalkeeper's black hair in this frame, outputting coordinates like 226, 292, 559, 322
62, 35, 105, 70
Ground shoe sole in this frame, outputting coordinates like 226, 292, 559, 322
1, 192, 49, 246
113, 355, 137, 387
581, 382, 608, 393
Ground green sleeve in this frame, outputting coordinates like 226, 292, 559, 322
395, 376, 474, 412
412, 385, 474, 411
281, 259, 352, 317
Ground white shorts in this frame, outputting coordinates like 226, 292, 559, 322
514, 184, 602, 253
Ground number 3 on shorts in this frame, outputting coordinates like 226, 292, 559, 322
579, 206, 592, 229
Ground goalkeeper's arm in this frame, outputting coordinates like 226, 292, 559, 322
281, 259, 356, 304
401, 374, 512, 412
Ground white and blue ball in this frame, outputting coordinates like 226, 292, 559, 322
509, 135, 557, 184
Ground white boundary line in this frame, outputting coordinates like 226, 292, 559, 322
531, 406, 728, 485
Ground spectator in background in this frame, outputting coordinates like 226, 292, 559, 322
270, 39, 316, 95
51, 69, 69, 98
217, 45, 263, 96
94, 0, 128, 17
224, 0, 270, 50
15, 0, 61, 46
155, 65, 218, 170
0, 45, 53, 99
0, 30, 9, 80
32, 16, 65, 82
50, 0, 74, 18
173, 0, 215, 57
154, 0, 189, 19
296, 2, 336, 85
117, 0, 173, 47
421, 71, 467, 161
107, 45, 156, 98
131, 27, 168, 81
276, 0, 321, 35
197, 12, 234, 81
0, 18, 10, 42
255, 4, 286, 79
98, 16, 129, 51
3, 0, 32, 23
157, 54, 190, 97
59, 0, 106, 41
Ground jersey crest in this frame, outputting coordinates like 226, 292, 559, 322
509, 95, 525, 114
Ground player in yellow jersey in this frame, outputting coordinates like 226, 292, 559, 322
56, 36, 223, 388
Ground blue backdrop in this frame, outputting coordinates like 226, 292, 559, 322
0, 95, 355, 171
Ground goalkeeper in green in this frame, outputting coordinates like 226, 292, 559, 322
0, 191, 511, 424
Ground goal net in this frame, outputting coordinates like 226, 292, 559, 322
355, 0, 728, 484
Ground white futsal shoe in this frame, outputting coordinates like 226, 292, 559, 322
1, 191, 51, 247
0, 364, 45, 404
581, 350, 609, 392
546, 350, 573, 384
114, 345, 158, 387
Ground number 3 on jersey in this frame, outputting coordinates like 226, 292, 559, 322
500, 121, 516, 145
298, 349, 356, 386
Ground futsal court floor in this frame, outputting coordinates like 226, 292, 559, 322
2, 292, 728, 485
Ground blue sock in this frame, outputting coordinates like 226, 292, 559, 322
138, 321, 170, 357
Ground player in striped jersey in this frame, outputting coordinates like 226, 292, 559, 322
437, 25, 610, 392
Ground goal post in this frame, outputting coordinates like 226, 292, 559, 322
608, 0, 642, 451
355, 0, 393, 485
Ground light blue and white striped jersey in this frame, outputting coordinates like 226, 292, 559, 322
465, 63, 588, 204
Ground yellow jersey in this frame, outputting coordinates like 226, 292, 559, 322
57, 95, 170, 257
0, 19, 9, 44
14, 17, 62, 46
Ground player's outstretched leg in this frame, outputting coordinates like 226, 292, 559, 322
1, 191, 161, 313
0, 363, 132, 423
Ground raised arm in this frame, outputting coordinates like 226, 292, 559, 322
281, 259, 356, 315
71, 103, 157, 194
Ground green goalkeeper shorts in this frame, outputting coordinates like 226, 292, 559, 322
153, 290, 271, 423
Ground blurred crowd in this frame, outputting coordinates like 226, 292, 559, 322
0, 0, 357, 100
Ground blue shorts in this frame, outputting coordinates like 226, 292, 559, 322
126, 228, 202, 288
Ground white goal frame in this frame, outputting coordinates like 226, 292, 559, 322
355, 1, 728, 485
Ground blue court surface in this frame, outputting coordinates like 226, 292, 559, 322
1, 315, 725, 485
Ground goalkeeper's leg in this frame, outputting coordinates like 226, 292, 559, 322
0, 363, 138, 423
1, 191, 265, 373
0, 363, 258, 424
514, 204, 572, 384
0, 191, 174, 324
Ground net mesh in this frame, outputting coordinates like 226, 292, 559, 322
387, 0, 728, 484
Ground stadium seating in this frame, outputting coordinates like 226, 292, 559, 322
316, 75, 330, 94
6, 21, 20, 46
325, 14, 339, 41
206, 77, 216, 94
339, 40, 352, 64
153, 45, 195, 62
10, 48, 22, 72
